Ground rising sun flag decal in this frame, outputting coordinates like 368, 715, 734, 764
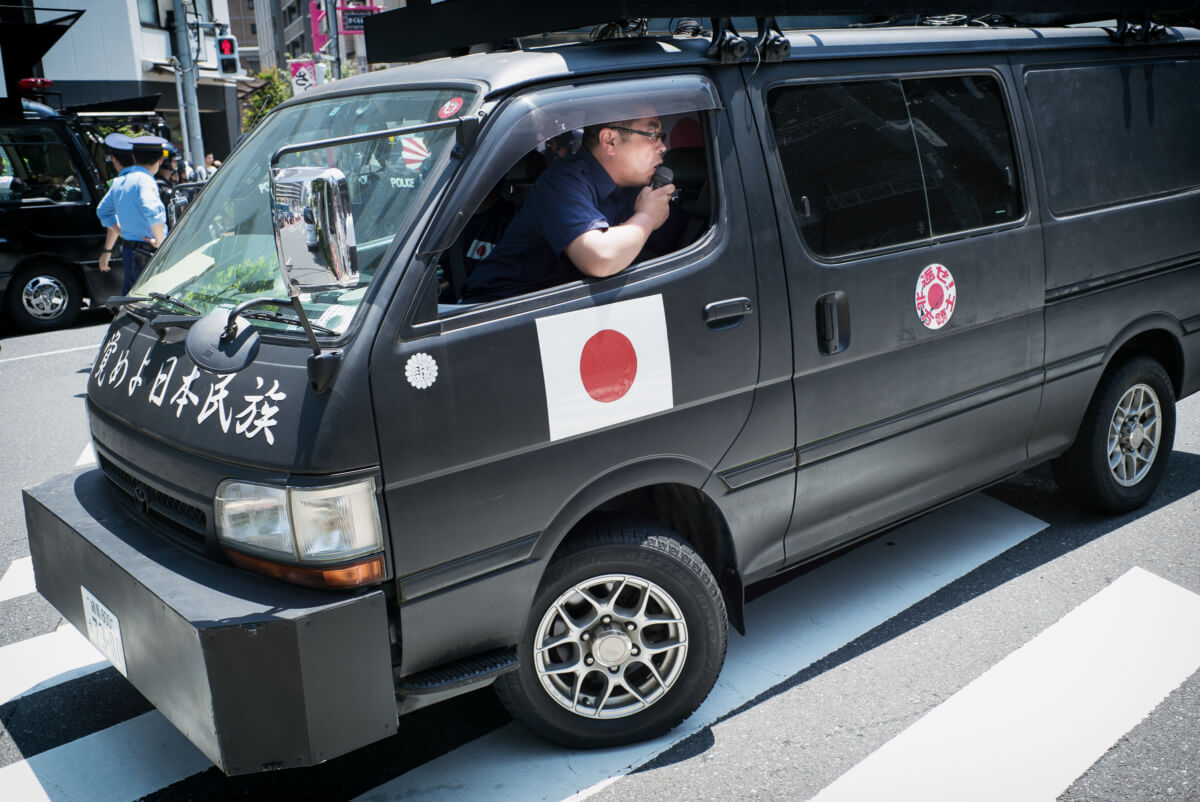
535, 295, 674, 441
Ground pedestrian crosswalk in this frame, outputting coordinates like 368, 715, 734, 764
0, 493, 1197, 802
809, 567, 1200, 802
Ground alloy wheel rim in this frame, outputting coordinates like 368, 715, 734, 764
533, 573, 688, 719
1106, 382, 1161, 487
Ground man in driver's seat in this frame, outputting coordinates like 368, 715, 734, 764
460, 115, 677, 303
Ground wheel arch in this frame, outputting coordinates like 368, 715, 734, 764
1100, 315, 1185, 398
8, 251, 86, 288
533, 457, 746, 635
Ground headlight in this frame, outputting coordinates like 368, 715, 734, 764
215, 477, 385, 587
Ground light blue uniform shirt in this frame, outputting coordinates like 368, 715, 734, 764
97, 166, 167, 242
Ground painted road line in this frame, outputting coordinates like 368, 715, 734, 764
0, 712, 211, 802
355, 494, 1048, 802
811, 567, 1200, 802
0, 557, 35, 602
75, 443, 96, 468
0, 343, 99, 365
0, 625, 107, 705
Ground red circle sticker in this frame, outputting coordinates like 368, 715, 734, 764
915, 263, 957, 330
438, 97, 464, 119
579, 329, 638, 403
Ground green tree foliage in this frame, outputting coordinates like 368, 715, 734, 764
241, 68, 293, 132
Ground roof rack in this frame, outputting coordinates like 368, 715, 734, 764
363, 1, 1198, 63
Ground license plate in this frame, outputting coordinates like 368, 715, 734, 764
81, 586, 128, 676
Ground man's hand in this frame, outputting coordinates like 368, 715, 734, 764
98, 252, 110, 273
634, 183, 674, 230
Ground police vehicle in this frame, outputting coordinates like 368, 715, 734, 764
23, 1, 1200, 775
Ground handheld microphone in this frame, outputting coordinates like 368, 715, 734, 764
651, 165, 674, 190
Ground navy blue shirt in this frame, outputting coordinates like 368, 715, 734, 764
462, 148, 639, 302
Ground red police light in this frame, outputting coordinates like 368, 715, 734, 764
18, 77, 55, 90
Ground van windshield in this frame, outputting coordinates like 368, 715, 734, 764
135, 88, 474, 335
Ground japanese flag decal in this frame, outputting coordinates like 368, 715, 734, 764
536, 295, 674, 441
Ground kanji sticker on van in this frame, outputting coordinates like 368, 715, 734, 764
916, 263, 957, 330
536, 295, 674, 441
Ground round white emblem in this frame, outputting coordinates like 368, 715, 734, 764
915, 263, 957, 330
405, 353, 438, 390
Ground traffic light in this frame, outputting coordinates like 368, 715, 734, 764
216, 34, 240, 76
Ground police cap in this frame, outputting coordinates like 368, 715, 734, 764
103, 132, 134, 152
128, 135, 168, 156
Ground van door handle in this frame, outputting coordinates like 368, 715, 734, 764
704, 297, 753, 330
816, 291, 849, 355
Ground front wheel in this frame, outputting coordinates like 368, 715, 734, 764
1053, 356, 1176, 513
6, 263, 81, 332
496, 525, 727, 748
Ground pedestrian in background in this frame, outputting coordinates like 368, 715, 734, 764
96, 133, 168, 295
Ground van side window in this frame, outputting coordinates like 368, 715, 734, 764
904, 76, 1022, 236
767, 74, 1021, 258
1025, 59, 1200, 215
436, 111, 715, 309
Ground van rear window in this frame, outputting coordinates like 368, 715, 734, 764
1025, 59, 1200, 215
767, 74, 1022, 258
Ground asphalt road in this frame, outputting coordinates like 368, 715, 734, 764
1, 315, 1197, 801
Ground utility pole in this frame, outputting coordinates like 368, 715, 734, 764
329, 2, 342, 79
170, 57, 192, 164
172, 0, 205, 174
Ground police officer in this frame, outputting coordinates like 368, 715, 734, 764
97, 133, 168, 295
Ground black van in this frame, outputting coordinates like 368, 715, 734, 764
0, 100, 131, 331
24, 5, 1200, 776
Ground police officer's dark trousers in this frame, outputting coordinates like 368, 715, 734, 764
121, 243, 155, 295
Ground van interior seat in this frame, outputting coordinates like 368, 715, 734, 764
662, 147, 709, 218
500, 150, 547, 207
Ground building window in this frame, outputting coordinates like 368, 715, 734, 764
138, 0, 159, 26
251, 23, 257, 34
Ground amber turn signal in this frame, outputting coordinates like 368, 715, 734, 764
223, 548, 385, 589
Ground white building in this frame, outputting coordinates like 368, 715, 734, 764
34, 0, 242, 160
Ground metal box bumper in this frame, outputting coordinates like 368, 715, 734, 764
24, 468, 398, 775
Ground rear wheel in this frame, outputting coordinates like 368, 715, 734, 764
1053, 356, 1175, 513
6, 263, 81, 332
496, 524, 727, 748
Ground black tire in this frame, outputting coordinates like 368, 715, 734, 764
496, 524, 727, 748
6, 263, 82, 332
1053, 356, 1176, 513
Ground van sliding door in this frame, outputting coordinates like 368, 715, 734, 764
745, 61, 1046, 564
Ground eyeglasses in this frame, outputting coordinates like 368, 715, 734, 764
610, 125, 667, 144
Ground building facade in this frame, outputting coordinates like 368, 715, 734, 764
32, 0, 241, 160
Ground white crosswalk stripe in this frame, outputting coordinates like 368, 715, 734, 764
0, 713, 211, 802
0, 625, 107, 705
810, 567, 1200, 802
0, 557, 36, 602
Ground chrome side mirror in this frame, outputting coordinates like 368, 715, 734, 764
270, 165, 359, 295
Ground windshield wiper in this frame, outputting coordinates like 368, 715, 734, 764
148, 292, 201, 315
241, 309, 338, 335
106, 292, 200, 315
109, 292, 203, 331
